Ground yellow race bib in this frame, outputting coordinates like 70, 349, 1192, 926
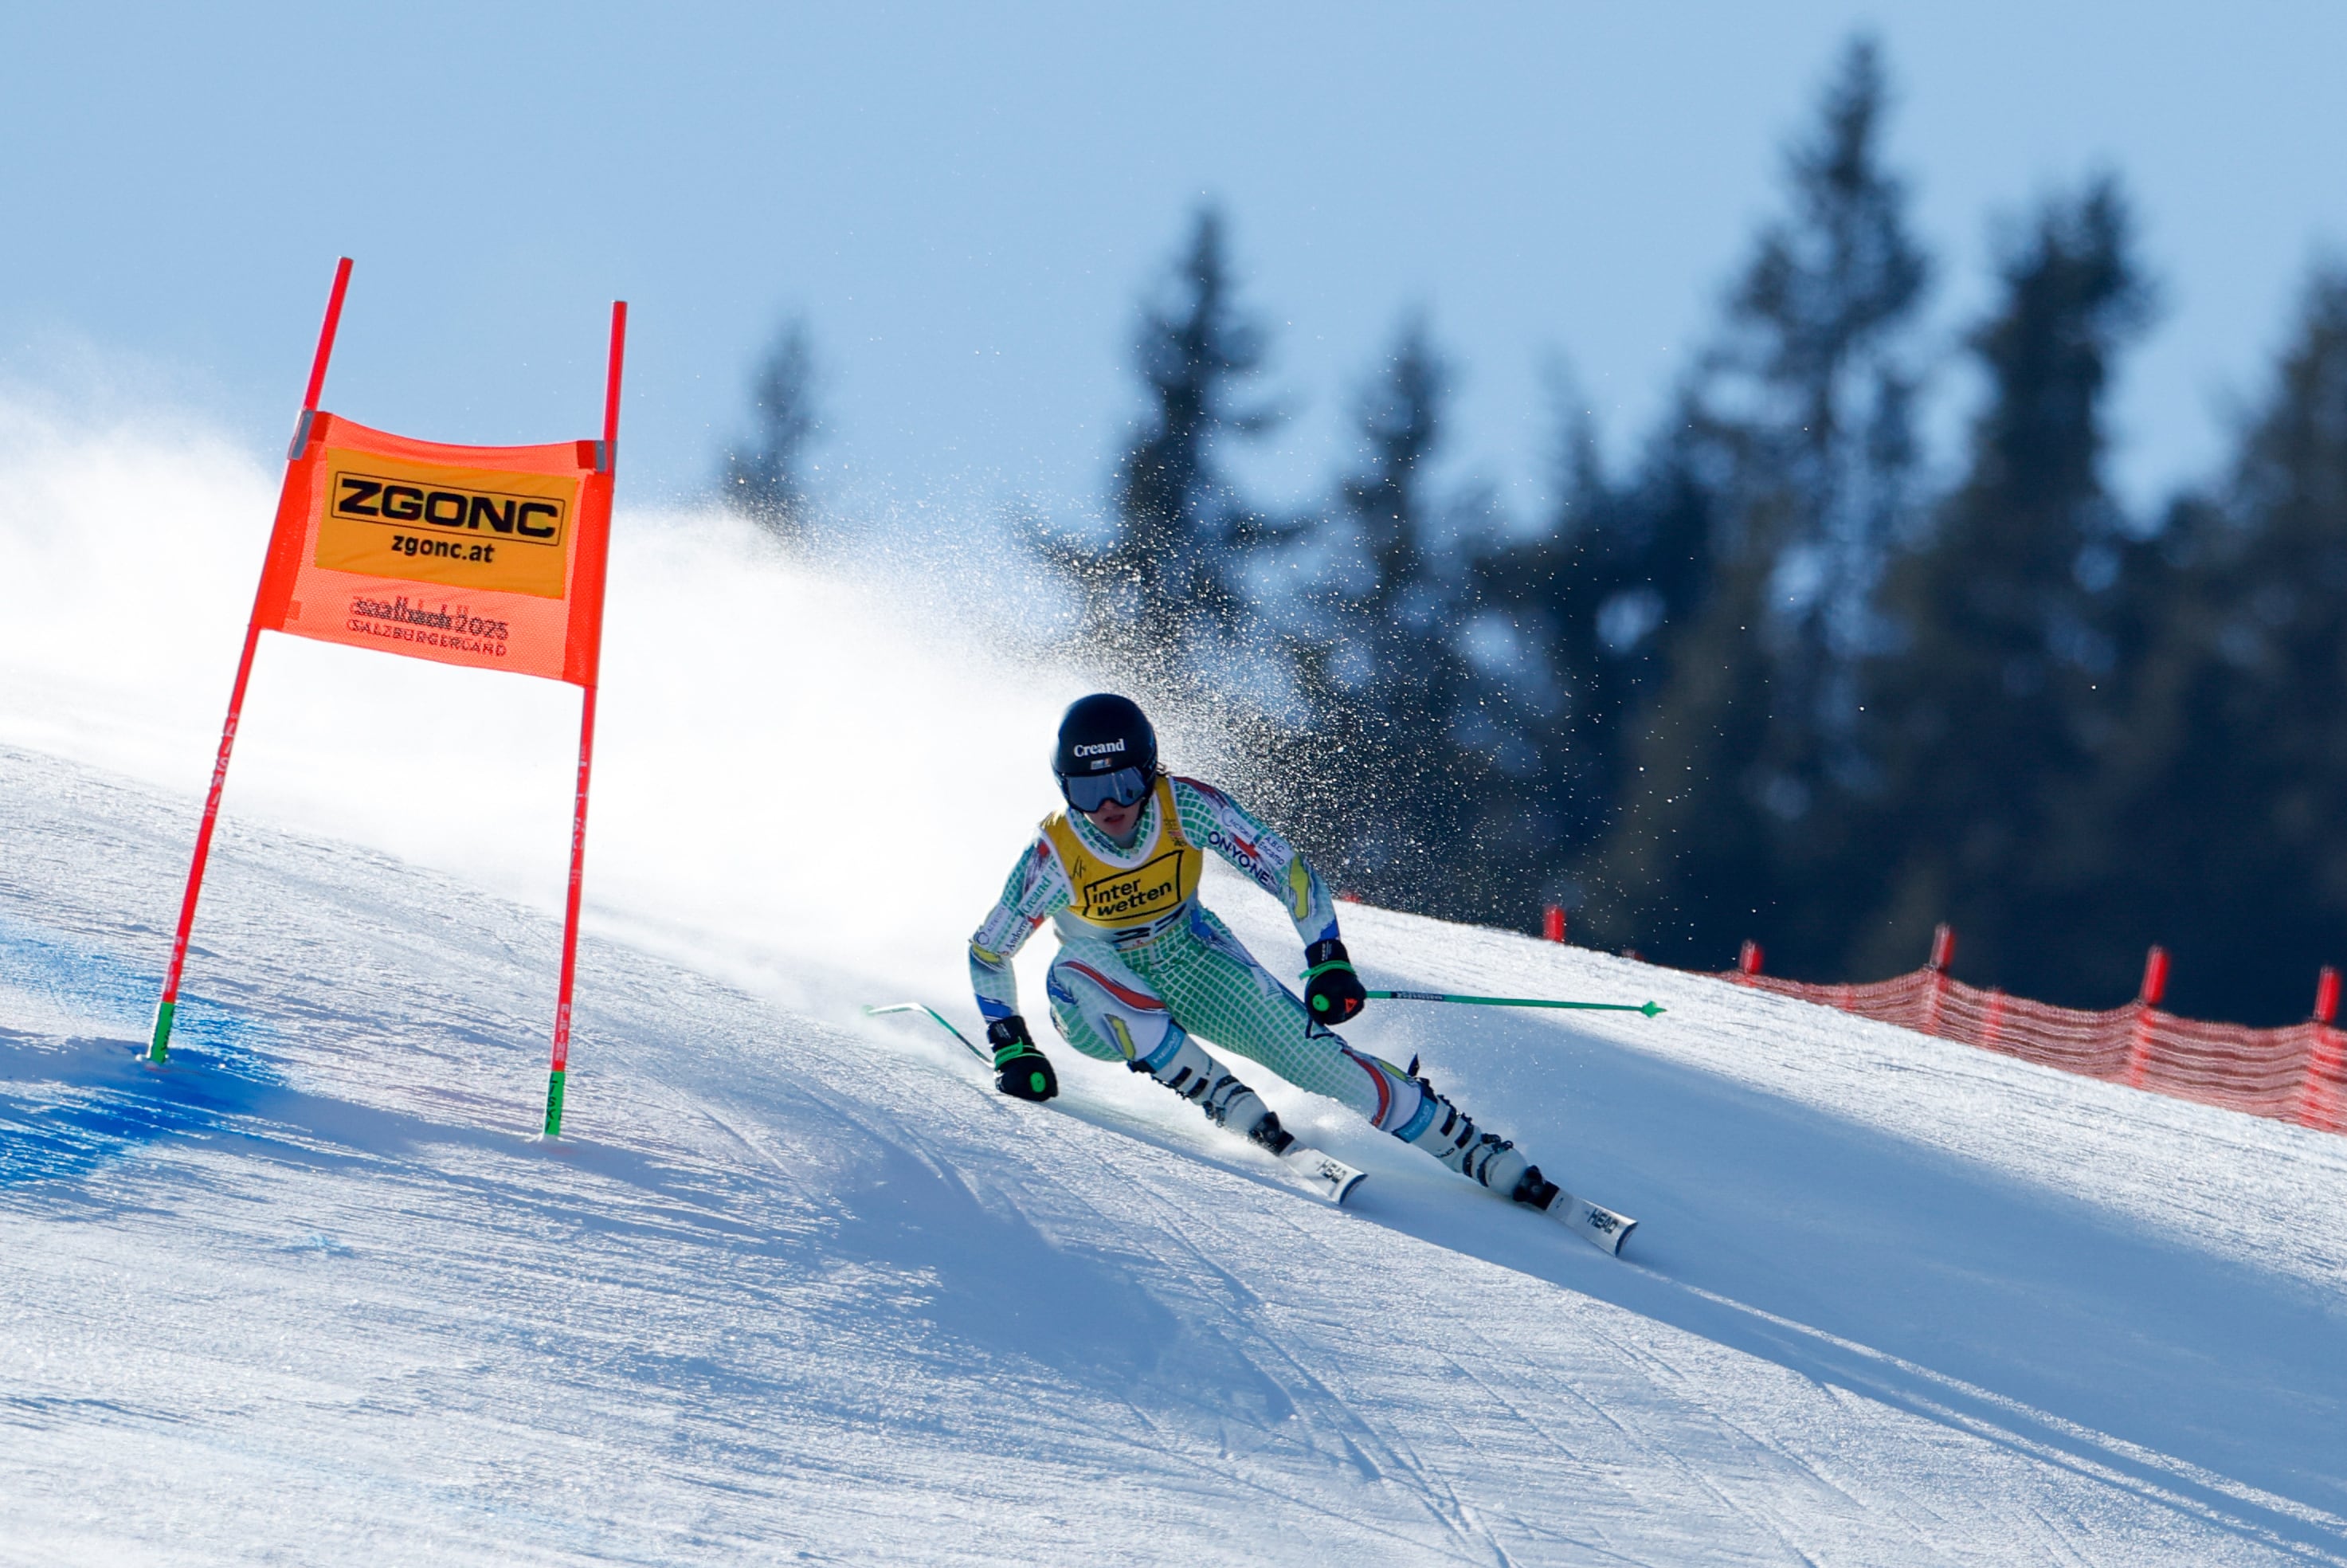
1041, 776, 1201, 931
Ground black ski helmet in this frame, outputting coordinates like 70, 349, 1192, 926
1053, 692, 1158, 793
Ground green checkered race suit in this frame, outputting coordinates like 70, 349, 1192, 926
969, 774, 1430, 1135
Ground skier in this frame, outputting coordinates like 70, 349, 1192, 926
968, 692, 1565, 1213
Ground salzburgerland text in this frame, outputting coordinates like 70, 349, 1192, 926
346, 595, 510, 659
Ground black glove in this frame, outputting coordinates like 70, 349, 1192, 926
1303, 938, 1368, 1025
987, 1016, 1059, 1102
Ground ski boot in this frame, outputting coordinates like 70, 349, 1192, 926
1130, 1033, 1293, 1153
1401, 1072, 1557, 1211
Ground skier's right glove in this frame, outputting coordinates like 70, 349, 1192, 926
987, 1016, 1060, 1103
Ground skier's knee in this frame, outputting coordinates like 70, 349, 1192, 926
1343, 1047, 1424, 1134
1044, 1003, 1130, 1063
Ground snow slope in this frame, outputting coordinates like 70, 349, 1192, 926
5, 406, 2347, 1563
10, 747, 2347, 1568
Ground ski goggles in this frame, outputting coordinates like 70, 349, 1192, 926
1060, 764, 1152, 813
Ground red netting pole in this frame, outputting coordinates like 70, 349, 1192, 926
2298, 966, 2341, 1132
2125, 945, 2169, 1088
1543, 905, 1566, 943
1922, 923, 1955, 1037
1738, 939, 1763, 984
150, 257, 355, 1066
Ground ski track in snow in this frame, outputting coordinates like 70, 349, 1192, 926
5, 743, 2347, 1566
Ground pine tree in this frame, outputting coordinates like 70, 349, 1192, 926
1466, 375, 1718, 930
1853, 178, 2154, 997
1289, 318, 1478, 906
722, 316, 822, 544
2079, 267, 2347, 1019
1045, 207, 1275, 683
1579, 34, 1930, 967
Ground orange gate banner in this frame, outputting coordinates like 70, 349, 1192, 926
249, 414, 613, 688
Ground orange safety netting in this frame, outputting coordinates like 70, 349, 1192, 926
1707, 963, 2347, 1134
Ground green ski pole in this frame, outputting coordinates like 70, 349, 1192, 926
1367, 990, 1665, 1018
864, 1002, 990, 1062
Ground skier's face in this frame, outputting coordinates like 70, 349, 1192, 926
1084, 795, 1144, 841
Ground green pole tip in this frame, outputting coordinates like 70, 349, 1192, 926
543, 1068, 567, 1138
1641, 1001, 1666, 1017
147, 1000, 175, 1064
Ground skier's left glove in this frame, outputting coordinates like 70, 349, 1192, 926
987, 1016, 1060, 1102
1303, 938, 1368, 1025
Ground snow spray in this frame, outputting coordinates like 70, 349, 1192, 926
0, 378, 1087, 1111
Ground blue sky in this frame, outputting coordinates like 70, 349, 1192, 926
6, 3, 2343, 528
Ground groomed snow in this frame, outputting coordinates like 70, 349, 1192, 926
5, 409, 2346, 1563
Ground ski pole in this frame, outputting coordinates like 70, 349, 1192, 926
864, 1002, 989, 1062
1367, 990, 1665, 1018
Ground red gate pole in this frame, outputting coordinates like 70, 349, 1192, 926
542, 685, 598, 1135
2125, 945, 2169, 1088
151, 257, 355, 1064
543, 300, 626, 1137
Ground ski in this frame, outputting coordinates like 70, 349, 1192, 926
1275, 1141, 1367, 1205
863, 1002, 1368, 1206
1543, 1188, 1636, 1256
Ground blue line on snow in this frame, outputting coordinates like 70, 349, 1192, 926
0, 909, 284, 1187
